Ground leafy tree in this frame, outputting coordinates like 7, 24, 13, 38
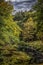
0, 0, 21, 44
0, 0, 13, 17
20, 17, 37, 42
34, 0, 43, 41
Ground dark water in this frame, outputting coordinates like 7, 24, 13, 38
12, 0, 37, 13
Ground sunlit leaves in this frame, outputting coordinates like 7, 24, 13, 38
21, 17, 37, 41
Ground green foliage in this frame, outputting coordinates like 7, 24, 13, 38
20, 17, 37, 42
0, 16, 21, 44
34, 0, 43, 41
0, 40, 43, 65
0, 0, 21, 44
14, 11, 29, 22
0, 0, 13, 17
0, 0, 43, 65
0, 43, 31, 65
27, 41, 43, 51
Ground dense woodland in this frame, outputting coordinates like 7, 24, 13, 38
0, 0, 43, 65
